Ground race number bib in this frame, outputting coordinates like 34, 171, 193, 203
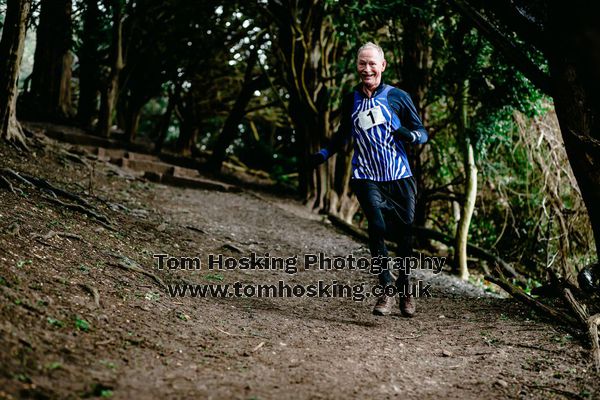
357, 105, 386, 130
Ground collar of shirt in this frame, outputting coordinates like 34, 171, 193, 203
355, 80, 387, 99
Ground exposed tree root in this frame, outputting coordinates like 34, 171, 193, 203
0, 175, 22, 195
110, 261, 166, 290
485, 267, 577, 327
33, 230, 84, 241
563, 288, 600, 373
4, 222, 20, 236
588, 314, 600, 373
20, 170, 95, 209
80, 283, 101, 308
0, 168, 34, 187
41, 195, 110, 225
522, 384, 585, 400
105, 252, 166, 290
563, 288, 589, 326
487, 266, 600, 373
2, 113, 29, 151
0, 168, 111, 228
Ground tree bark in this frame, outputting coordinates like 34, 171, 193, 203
448, 184, 462, 234
29, 0, 73, 121
123, 102, 142, 143
77, 0, 102, 128
398, 2, 434, 236
117, 86, 147, 143
399, 7, 432, 116
328, 148, 360, 223
0, 0, 30, 147
267, 1, 357, 221
154, 84, 181, 153
174, 91, 198, 157
207, 48, 264, 172
97, 0, 124, 137
175, 123, 198, 157
455, 80, 478, 280
546, 4, 600, 259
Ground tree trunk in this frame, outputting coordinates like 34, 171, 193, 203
97, 0, 124, 137
267, 1, 357, 219
0, 0, 30, 147
154, 85, 180, 153
327, 147, 360, 223
175, 122, 198, 157
77, 0, 102, 128
550, 64, 600, 259
399, 8, 432, 115
399, 4, 434, 237
174, 91, 198, 157
546, 4, 600, 260
448, 184, 462, 234
455, 80, 478, 280
117, 88, 146, 143
207, 48, 263, 172
123, 103, 142, 143
29, 0, 73, 121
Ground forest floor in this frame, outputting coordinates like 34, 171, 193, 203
0, 128, 599, 400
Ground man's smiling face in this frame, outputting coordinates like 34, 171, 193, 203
357, 47, 386, 91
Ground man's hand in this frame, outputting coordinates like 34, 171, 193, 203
392, 126, 428, 144
392, 126, 415, 143
308, 152, 326, 169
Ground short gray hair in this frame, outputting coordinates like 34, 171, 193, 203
357, 42, 385, 61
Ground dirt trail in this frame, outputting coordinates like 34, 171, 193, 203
0, 137, 598, 399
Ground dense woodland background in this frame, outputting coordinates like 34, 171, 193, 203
0, 0, 598, 288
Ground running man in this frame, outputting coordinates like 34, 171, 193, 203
310, 42, 428, 317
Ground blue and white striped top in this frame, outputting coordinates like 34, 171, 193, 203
318, 83, 428, 181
